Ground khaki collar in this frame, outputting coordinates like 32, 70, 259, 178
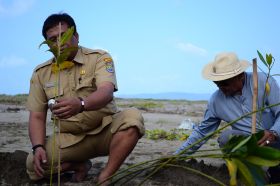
50, 46, 84, 65
73, 46, 84, 65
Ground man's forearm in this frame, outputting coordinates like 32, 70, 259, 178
84, 83, 114, 111
29, 112, 47, 146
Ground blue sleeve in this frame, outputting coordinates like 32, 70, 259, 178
266, 75, 280, 136
175, 100, 221, 155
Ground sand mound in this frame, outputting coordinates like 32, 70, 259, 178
0, 151, 229, 186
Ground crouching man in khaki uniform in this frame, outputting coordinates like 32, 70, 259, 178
26, 13, 145, 185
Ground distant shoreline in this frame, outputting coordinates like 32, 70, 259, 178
0, 92, 210, 105
116, 92, 211, 101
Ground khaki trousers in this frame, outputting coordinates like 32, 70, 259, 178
26, 108, 145, 180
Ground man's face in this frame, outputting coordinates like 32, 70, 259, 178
45, 22, 79, 60
214, 74, 244, 96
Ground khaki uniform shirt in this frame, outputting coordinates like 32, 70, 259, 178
27, 46, 119, 147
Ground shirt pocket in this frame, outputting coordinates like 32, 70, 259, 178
75, 77, 97, 97
44, 87, 64, 99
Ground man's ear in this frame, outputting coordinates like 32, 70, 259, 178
74, 32, 79, 42
239, 72, 245, 81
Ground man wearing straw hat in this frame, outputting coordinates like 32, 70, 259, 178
175, 52, 280, 183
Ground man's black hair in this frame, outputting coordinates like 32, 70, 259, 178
42, 13, 77, 39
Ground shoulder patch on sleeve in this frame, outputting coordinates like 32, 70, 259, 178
105, 61, 114, 73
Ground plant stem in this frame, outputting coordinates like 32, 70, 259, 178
106, 163, 158, 186
166, 164, 226, 186
252, 59, 258, 134
57, 21, 62, 186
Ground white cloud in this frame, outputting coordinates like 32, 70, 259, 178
0, 56, 27, 68
177, 42, 208, 56
0, 0, 35, 16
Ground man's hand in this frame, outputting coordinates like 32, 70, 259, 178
33, 147, 48, 178
257, 130, 277, 146
52, 97, 82, 119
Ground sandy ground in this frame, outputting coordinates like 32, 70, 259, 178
0, 102, 228, 185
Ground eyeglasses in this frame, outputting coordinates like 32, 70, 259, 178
214, 76, 239, 87
214, 80, 232, 87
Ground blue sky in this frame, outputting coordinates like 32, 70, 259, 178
0, 0, 279, 96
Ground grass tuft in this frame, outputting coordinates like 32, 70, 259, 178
0, 94, 28, 104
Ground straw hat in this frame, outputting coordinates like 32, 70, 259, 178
202, 52, 251, 81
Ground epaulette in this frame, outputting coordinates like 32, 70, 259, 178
34, 59, 53, 72
81, 46, 108, 55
